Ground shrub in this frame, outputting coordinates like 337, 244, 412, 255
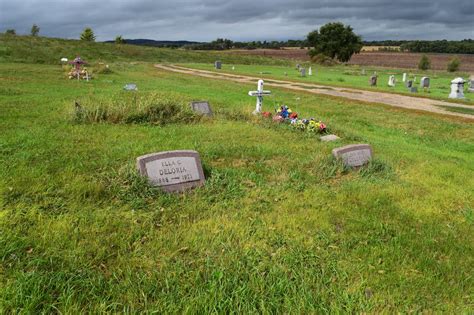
5, 29, 16, 35
447, 56, 461, 72
418, 54, 431, 70
73, 92, 202, 125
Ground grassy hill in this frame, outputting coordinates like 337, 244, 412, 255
0, 34, 290, 65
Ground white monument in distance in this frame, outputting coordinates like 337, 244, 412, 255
402, 73, 407, 82
309, 67, 312, 76
248, 80, 271, 114
449, 78, 466, 99
388, 75, 396, 87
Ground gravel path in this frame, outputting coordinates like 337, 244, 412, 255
155, 64, 474, 120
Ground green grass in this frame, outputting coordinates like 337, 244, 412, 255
0, 62, 473, 313
0, 34, 290, 66
183, 63, 474, 105
438, 105, 474, 115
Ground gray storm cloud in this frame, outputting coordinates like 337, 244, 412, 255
1, 0, 473, 41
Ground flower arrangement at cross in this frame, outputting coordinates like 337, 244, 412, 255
262, 105, 327, 134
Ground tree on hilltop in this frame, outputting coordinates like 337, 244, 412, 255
80, 28, 96, 42
115, 35, 126, 44
31, 24, 40, 36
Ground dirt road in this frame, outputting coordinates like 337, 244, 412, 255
155, 64, 474, 120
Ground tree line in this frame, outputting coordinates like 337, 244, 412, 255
183, 38, 307, 50
3, 25, 473, 54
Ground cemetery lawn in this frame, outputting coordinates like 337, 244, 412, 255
1, 62, 473, 313
183, 63, 474, 105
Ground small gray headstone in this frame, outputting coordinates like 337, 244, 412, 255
468, 79, 474, 93
410, 87, 418, 93
332, 144, 373, 167
136, 150, 205, 193
214, 61, 222, 69
406, 80, 413, 88
124, 83, 137, 91
320, 134, 340, 142
190, 101, 212, 116
370, 76, 377, 86
421, 77, 430, 88
300, 68, 306, 77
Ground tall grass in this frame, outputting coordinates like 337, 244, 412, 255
73, 92, 202, 125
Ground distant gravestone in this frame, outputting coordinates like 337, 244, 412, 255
190, 101, 212, 116
300, 68, 306, 77
410, 87, 418, 93
406, 80, 413, 88
296, 64, 301, 70
388, 75, 396, 87
420, 77, 430, 89
449, 77, 465, 99
308, 67, 312, 76
332, 144, 373, 167
124, 83, 137, 91
469, 79, 474, 93
248, 79, 271, 114
320, 134, 340, 142
361, 69, 366, 75
136, 150, 205, 193
370, 75, 377, 86
402, 73, 407, 82
215, 61, 222, 69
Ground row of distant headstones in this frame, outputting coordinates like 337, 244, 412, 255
215, 60, 473, 99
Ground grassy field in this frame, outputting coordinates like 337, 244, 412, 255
183, 63, 474, 105
0, 34, 290, 66
0, 60, 473, 313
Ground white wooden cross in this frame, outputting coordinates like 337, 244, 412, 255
248, 79, 271, 114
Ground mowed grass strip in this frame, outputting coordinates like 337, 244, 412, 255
0, 62, 473, 313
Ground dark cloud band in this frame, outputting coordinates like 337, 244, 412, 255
1, 0, 473, 41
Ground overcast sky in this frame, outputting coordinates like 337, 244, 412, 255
1, 0, 473, 41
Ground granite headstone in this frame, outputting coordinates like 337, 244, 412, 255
136, 150, 205, 193
190, 101, 212, 116
332, 144, 373, 167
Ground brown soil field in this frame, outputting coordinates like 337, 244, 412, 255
231, 49, 474, 72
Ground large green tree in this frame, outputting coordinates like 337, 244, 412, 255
80, 27, 96, 42
307, 22, 363, 63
